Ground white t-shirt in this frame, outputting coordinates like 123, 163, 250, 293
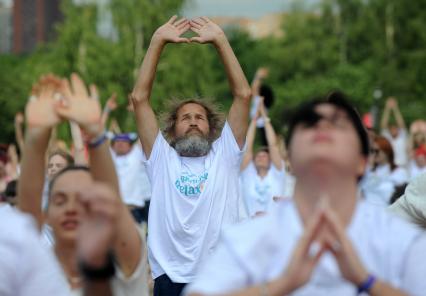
112, 144, 152, 207
0, 204, 68, 296
382, 128, 408, 167
186, 200, 426, 296
143, 122, 245, 283
361, 164, 408, 207
49, 228, 149, 296
240, 162, 286, 217
408, 160, 426, 181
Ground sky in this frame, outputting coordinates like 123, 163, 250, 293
182, 0, 318, 18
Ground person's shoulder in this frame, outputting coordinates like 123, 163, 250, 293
359, 201, 422, 240
0, 206, 38, 238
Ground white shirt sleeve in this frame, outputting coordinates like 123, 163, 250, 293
213, 121, 245, 167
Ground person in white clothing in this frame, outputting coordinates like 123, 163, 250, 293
186, 92, 426, 296
362, 135, 408, 206
380, 97, 408, 167
18, 74, 148, 296
0, 204, 69, 295
408, 144, 426, 180
111, 133, 151, 224
389, 172, 426, 229
130, 15, 251, 295
241, 99, 287, 217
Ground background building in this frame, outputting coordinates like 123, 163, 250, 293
12, 0, 62, 53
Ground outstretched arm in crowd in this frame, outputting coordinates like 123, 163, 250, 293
131, 15, 190, 158
258, 100, 282, 170
390, 98, 406, 130
381, 97, 406, 131
240, 117, 257, 171
18, 75, 63, 226
101, 92, 118, 128
251, 67, 268, 98
14, 112, 25, 154
69, 121, 87, 165
56, 74, 142, 277
190, 17, 251, 148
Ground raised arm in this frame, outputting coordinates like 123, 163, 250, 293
14, 112, 25, 154
240, 118, 257, 171
259, 101, 283, 170
131, 16, 190, 158
380, 99, 392, 131
390, 98, 406, 130
6, 144, 19, 180
18, 75, 63, 228
251, 67, 268, 97
69, 121, 88, 165
190, 17, 251, 149
101, 92, 118, 128
56, 73, 143, 277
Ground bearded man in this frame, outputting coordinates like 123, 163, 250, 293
130, 16, 251, 296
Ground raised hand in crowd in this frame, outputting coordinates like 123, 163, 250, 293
152, 15, 190, 44
189, 16, 225, 44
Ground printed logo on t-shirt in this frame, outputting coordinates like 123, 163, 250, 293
175, 171, 208, 197
255, 183, 270, 204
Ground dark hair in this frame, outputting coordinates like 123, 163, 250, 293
48, 165, 90, 199
285, 91, 369, 158
375, 135, 397, 171
48, 150, 74, 166
259, 84, 275, 108
161, 98, 225, 144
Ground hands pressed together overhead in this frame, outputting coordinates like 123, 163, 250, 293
153, 15, 225, 45
25, 73, 103, 139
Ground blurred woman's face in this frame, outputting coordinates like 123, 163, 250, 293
373, 144, 388, 166
47, 154, 68, 180
46, 170, 92, 244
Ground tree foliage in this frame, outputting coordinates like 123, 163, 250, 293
1, 0, 425, 143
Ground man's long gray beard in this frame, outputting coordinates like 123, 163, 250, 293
173, 135, 211, 157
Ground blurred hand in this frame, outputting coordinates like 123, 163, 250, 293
152, 15, 190, 44
105, 93, 118, 111
321, 206, 368, 286
190, 17, 225, 44
386, 97, 397, 108
56, 73, 103, 139
278, 208, 327, 292
77, 182, 119, 268
255, 67, 269, 79
25, 74, 63, 129
15, 112, 24, 125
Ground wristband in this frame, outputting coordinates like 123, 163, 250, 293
87, 132, 107, 149
79, 251, 115, 281
357, 274, 376, 294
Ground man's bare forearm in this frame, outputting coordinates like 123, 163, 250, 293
132, 38, 165, 102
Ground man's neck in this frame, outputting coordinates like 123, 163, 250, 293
293, 173, 359, 228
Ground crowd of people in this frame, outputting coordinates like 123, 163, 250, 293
0, 16, 425, 296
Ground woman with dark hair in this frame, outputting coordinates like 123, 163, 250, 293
362, 136, 408, 206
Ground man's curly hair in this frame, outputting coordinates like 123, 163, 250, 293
161, 98, 225, 144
